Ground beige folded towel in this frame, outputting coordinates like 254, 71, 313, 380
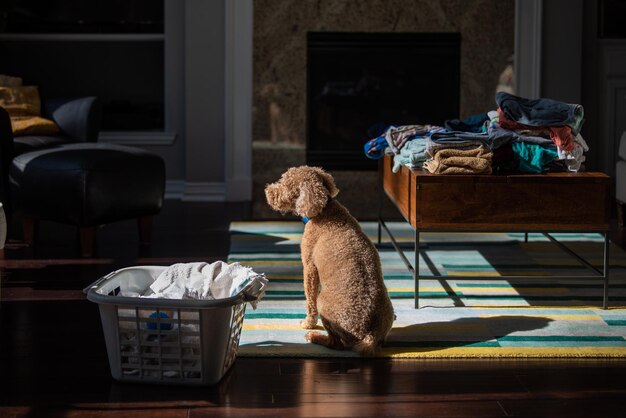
423, 147, 493, 175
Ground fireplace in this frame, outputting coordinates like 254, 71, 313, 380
306, 32, 461, 170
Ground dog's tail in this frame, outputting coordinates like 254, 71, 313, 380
353, 334, 380, 357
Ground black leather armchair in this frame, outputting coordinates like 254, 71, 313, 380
0, 96, 101, 222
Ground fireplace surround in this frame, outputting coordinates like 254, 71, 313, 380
306, 32, 460, 170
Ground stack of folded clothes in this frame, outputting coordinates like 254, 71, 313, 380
363, 91, 589, 175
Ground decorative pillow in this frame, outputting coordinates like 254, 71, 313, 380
0, 86, 41, 116
0, 80, 60, 136
10, 115, 60, 136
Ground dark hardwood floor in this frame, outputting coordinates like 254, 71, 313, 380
2, 201, 626, 417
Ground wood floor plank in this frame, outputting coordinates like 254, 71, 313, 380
499, 398, 626, 417
190, 400, 508, 418
515, 371, 626, 394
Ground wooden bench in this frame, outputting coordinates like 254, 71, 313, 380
378, 154, 612, 308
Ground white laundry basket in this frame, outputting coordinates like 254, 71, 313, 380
85, 265, 265, 386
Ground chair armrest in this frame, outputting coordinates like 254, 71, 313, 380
43, 97, 102, 142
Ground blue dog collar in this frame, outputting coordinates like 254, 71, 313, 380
301, 216, 309, 224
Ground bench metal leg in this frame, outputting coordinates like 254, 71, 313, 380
415, 229, 420, 309
380, 215, 610, 309
603, 232, 610, 310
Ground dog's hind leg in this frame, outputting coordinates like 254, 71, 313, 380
305, 331, 344, 349
353, 335, 380, 357
305, 317, 345, 350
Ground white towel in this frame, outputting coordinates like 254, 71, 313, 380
146, 261, 266, 305
148, 262, 209, 299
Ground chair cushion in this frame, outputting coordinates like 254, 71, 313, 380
13, 134, 71, 156
10, 143, 165, 226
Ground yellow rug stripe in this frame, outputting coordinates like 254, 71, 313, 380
464, 288, 569, 295
238, 345, 626, 358
243, 323, 318, 331
384, 347, 626, 358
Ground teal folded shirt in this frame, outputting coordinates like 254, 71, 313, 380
512, 141, 558, 173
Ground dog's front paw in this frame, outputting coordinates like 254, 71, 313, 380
300, 314, 318, 329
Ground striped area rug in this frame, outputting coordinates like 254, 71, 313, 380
229, 221, 626, 358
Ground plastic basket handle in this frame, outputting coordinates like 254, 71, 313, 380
82, 270, 118, 295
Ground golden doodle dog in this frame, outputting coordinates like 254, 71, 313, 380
265, 166, 394, 355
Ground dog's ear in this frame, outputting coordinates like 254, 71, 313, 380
318, 170, 339, 198
310, 167, 339, 198
295, 178, 328, 218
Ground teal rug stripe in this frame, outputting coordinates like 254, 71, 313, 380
456, 283, 626, 289
426, 295, 626, 302
442, 265, 623, 271
383, 341, 501, 348
336, 293, 626, 302
497, 335, 625, 342
498, 341, 626, 347
264, 289, 623, 301
605, 320, 626, 326
245, 307, 607, 316
266, 291, 306, 296
265, 280, 625, 290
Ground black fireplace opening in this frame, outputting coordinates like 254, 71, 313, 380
306, 32, 461, 171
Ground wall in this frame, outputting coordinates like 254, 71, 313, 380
557, 0, 626, 184
582, 0, 626, 181
183, 0, 226, 197
540, 0, 583, 104
158, 0, 227, 201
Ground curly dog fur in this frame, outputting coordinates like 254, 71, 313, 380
265, 166, 394, 355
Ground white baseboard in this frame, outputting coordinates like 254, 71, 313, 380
165, 180, 226, 201
98, 131, 178, 145
164, 180, 185, 200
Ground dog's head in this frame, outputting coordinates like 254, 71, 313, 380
265, 166, 339, 218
